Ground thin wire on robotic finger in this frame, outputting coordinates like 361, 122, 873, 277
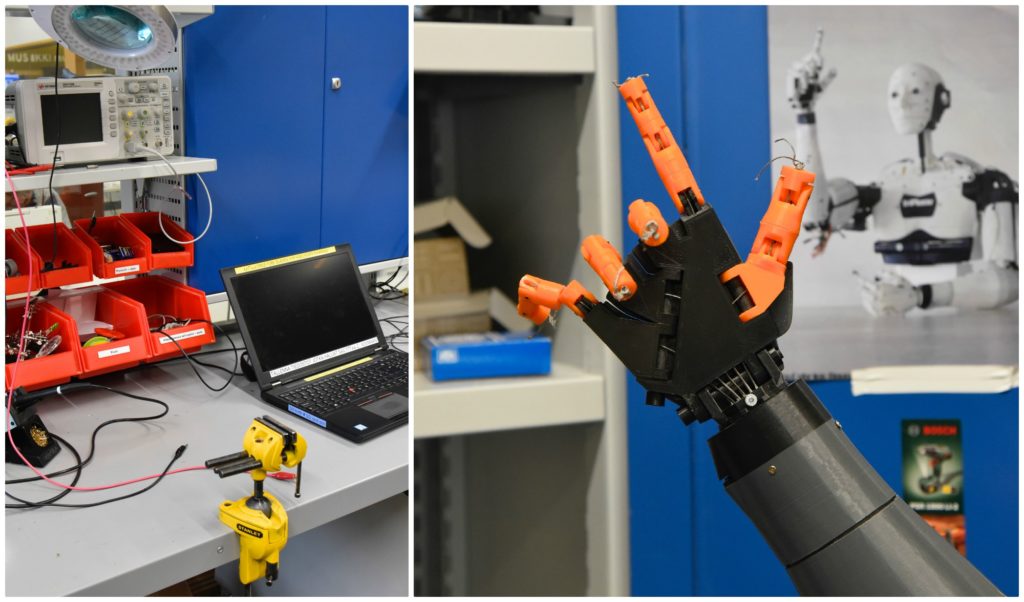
754, 138, 806, 182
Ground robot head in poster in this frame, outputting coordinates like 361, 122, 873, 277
887, 63, 951, 135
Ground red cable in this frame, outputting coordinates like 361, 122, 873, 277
5, 169, 206, 492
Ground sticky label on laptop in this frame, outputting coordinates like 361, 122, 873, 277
234, 247, 336, 275
288, 405, 327, 428
304, 356, 373, 382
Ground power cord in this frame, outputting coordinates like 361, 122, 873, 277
153, 320, 240, 392
128, 144, 214, 245
369, 267, 409, 301
379, 315, 409, 350
6, 383, 170, 486
4, 433, 83, 509
46, 42, 62, 268
7, 444, 188, 509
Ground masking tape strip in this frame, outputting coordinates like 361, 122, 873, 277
234, 246, 336, 275
304, 356, 373, 382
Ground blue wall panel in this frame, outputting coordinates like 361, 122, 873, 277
320, 6, 409, 263
617, 7, 695, 596
617, 5, 1017, 596
183, 6, 327, 293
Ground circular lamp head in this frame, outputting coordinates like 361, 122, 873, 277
30, 5, 178, 70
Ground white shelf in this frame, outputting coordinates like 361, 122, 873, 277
413, 361, 605, 438
414, 22, 595, 75
5, 156, 217, 192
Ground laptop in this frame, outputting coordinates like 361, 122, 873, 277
220, 244, 408, 443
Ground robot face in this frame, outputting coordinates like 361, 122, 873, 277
887, 63, 947, 135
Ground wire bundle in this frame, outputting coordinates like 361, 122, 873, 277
370, 267, 409, 301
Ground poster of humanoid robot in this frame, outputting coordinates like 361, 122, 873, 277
768, 6, 1018, 368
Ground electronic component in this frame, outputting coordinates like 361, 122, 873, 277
5, 323, 61, 363
100, 244, 136, 263
6, 75, 174, 166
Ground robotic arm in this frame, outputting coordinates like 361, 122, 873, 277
787, 29, 878, 254
518, 76, 1000, 596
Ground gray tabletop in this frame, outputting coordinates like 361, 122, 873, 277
781, 305, 1018, 380
5, 298, 409, 596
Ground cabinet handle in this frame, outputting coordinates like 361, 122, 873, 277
330, 77, 342, 91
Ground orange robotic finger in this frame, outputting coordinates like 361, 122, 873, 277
619, 76, 704, 215
628, 200, 669, 246
720, 165, 816, 322
517, 275, 596, 325
581, 235, 637, 301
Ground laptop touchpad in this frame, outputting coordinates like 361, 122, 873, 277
363, 394, 408, 419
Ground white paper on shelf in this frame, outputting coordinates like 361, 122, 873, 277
851, 365, 1019, 395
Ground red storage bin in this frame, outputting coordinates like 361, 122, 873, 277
5, 300, 82, 391
103, 275, 215, 361
121, 212, 195, 270
23, 223, 93, 288
5, 229, 42, 296
73, 216, 150, 279
49, 290, 150, 378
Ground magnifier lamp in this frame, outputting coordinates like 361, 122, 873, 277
29, 5, 178, 70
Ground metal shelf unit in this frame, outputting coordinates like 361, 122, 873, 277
413, 7, 629, 597
414, 21, 595, 75
414, 363, 605, 438
4, 157, 217, 193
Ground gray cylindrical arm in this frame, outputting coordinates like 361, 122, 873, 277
710, 380, 1000, 596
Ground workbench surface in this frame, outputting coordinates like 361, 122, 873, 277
5, 298, 409, 596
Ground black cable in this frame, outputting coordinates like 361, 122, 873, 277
369, 268, 408, 301
47, 42, 62, 268
379, 315, 409, 350
5, 383, 169, 485
5, 433, 84, 509
153, 320, 239, 392
6, 444, 187, 509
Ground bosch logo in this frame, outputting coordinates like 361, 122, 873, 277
922, 425, 957, 436
906, 424, 921, 437
237, 524, 264, 538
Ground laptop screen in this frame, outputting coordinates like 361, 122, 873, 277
227, 247, 382, 380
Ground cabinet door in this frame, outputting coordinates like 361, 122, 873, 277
183, 6, 327, 293
320, 6, 409, 264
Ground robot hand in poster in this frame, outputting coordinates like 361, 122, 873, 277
789, 29, 1018, 316
518, 76, 1000, 596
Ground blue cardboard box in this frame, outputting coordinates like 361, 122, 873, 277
423, 332, 552, 381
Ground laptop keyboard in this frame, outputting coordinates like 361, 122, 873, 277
280, 352, 408, 417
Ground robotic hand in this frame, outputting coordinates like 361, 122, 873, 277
520, 76, 813, 426
858, 269, 922, 316
518, 76, 999, 596
786, 28, 837, 114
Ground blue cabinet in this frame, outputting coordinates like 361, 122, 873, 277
183, 6, 408, 293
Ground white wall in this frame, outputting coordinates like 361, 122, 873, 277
769, 6, 1018, 307
5, 16, 49, 48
